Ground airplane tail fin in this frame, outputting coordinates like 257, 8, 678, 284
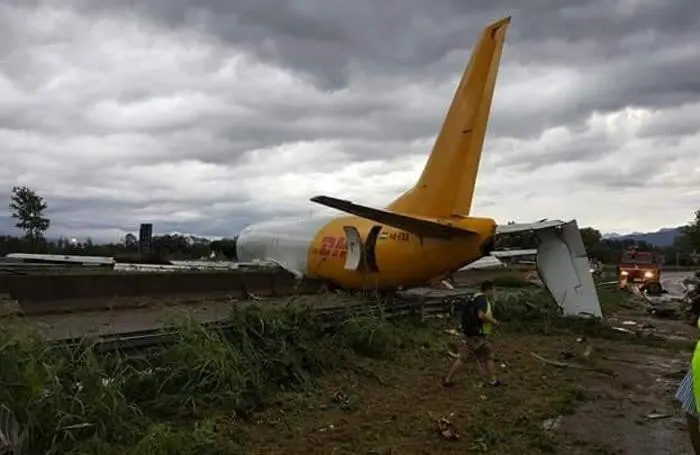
387, 17, 511, 218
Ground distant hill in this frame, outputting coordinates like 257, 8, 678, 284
603, 227, 683, 247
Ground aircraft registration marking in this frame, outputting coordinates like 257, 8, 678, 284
384, 231, 410, 242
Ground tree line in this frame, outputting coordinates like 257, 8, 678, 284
2, 186, 237, 260
497, 211, 700, 266
3, 186, 700, 264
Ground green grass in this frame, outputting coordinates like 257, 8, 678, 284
0, 304, 437, 454
489, 287, 695, 350
0, 286, 679, 454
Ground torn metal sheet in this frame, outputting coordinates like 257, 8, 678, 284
537, 221, 602, 318
498, 219, 602, 318
459, 255, 505, 270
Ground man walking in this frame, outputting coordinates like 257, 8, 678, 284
442, 280, 502, 387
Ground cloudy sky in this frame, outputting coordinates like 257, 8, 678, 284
1, 0, 699, 241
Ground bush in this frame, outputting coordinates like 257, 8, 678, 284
0, 304, 424, 453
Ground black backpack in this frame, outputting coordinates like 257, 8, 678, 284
460, 295, 483, 337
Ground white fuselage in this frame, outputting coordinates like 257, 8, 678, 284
236, 214, 336, 274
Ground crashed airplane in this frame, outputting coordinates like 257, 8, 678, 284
235, 17, 602, 318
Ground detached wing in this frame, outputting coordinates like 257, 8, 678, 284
497, 219, 601, 318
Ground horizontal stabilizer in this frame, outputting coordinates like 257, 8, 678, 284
310, 195, 477, 239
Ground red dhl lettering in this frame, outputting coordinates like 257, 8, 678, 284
318, 236, 347, 258
315, 231, 409, 257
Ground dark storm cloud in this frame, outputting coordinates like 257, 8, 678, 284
5, 0, 699, 145
62, 0, 700, 154
77, 0, 700, 95
1, 0, 699, 238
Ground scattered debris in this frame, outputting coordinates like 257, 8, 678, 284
318, 424, 336, 432
622, 320, 638, 326
531, 352, 616, 376
524, 301, 544, 312
542, 416, 562, 431
444, 329, 461, 337
441, 280, 455, 290
436, 414, 460, 440
61, 422, 95, 431
333, 392, 351, 410
645, 412, 671, 421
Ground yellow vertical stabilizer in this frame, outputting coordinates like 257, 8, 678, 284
387, 16, 511, 218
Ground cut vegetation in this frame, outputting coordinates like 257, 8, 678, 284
0, 287, 694, 454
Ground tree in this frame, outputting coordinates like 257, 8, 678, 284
579, 227, 602, 253
124, 233, 137, 247
680, 209, 700, 252
211, 237, 238, 260
9, 186, 50, 241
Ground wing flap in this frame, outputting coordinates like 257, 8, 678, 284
490, 248, 537, 258
310, 195, 477, 239
495, 220, 565, 235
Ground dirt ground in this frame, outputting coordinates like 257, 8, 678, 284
235, 328, 692, 455
3, 269, 697, 453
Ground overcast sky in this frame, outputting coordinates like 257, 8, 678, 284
1, 0, 699, 241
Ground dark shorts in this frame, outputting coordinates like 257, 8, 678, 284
459, 336, 494, 362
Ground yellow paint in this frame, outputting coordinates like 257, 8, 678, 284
306, 215, 496, 290
388, 17, 510, 218
305, 17, 510, 291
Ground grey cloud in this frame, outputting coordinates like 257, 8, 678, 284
75, 0, 700, 95
575, 161, 662, 190
1, 0, 699, 238
637, 103, 700, 139
4, 0, 699, 151
41, 196, 307, 241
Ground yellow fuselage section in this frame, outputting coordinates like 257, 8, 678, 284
306, 216, 496, 290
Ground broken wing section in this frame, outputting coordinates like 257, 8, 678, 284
497, 220, 602, 318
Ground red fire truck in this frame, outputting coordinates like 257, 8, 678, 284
617, 247, 663, 289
